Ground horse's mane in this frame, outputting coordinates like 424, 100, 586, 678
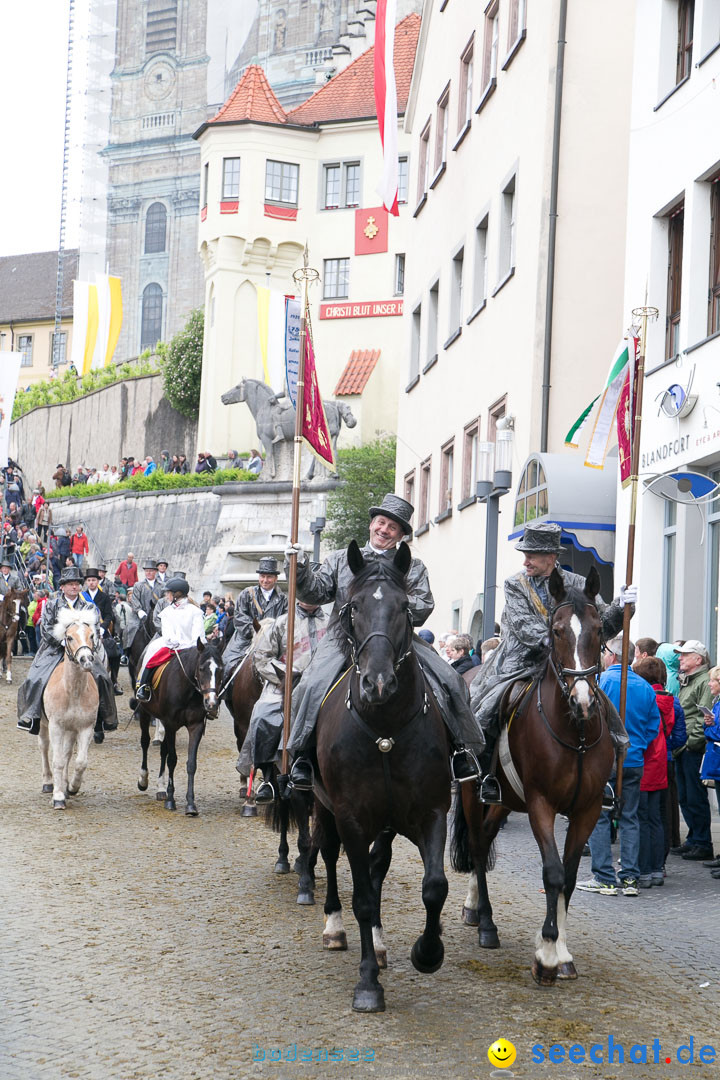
551, 582, 594, 621
52, 606, 99, 641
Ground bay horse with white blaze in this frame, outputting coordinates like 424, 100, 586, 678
311, 540, 451, 1013
135, 640, 224, 816
451, 566, 615, 985
1, 587, 29, 683
39, 608, 100, 810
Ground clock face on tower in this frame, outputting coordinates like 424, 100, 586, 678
144, 61, 176, 101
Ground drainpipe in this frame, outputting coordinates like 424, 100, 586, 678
540, 0, 568, 453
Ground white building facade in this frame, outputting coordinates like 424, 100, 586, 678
618, 0, 720, 662
395, 0, 635, 640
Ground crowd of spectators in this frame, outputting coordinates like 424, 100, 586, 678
46, 449, 263, 490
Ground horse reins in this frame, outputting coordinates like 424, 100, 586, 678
339, 603, 414, 675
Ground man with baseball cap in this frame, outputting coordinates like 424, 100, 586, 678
222, 556, 288, 674
673, 640, 714, 860
471, 521, 634, 803
282, 493, 485, 793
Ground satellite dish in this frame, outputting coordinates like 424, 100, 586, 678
645, 470, 719, 504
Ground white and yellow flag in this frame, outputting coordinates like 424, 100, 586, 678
257, 286, 292, 392
70, 275, 123, 374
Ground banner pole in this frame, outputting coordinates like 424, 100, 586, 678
282, 246, 319, 776
616, 299, 658, 810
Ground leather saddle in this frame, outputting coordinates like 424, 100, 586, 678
498, 678, 534, 727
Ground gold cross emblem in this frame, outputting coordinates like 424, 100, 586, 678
364, 216, 379, 240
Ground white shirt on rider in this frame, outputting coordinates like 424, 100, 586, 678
140, 598, 206, 668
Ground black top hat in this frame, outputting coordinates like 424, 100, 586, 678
514, 522, 562, 554
368, 494, 414, 537
257, 556, 279, 575
59, 566, 84, 585
97, 563, 107, 573
156, 557, 169, 567
169, 570, 187, 580
166, 576, 189, 595
84, 568, 101, 579
143, 558, 158, 571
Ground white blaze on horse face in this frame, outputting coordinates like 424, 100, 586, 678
373, 585, 383, 601
569, 614, 591, 714
13, 599, 20, 621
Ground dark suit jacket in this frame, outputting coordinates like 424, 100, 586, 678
83, 588, 114, 634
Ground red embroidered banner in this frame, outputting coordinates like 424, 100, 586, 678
301, 315, 334, 471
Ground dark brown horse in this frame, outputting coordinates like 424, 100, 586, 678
220, 624, 266, 799
311, 541, 451, 1013
135, 640, 224, 815
1, 588, 29, 683
451, 566, 614, 985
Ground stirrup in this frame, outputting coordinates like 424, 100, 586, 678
136, 684, 151, 702
479, 773, 503, 805
602, 782, 620, 816
450, 747, 482, 784
288, 759, 314, 791
255, 779, 277, 805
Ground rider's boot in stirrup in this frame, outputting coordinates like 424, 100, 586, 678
450, 745, 482, 783
288, 756, 314, 791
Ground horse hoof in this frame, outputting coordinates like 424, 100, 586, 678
156, 792, 167, 801
557, 961, 578, 980
375, 949, 387, 970
66, 787, 79, 797
323, 931, 347, 951
274, 859, 291, 874
164, 799, 177, 811
185, 805, 199, 817
41, 784, 53, 794
296, 891, 315, 906
410, 937, 444, 974
137, 777, 149, 792
479, 929, 501, 949
461, 905, 480, 926
352, 986, 385, 1013
531, 960, 558, 986
241, 803, 258, 818
52, 800, 66, 810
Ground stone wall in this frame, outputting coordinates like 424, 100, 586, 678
10, 375, 197, 491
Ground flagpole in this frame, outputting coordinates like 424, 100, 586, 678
282, 246, 320, 777
617, 301, 658, 798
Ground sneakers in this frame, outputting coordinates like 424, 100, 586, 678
682, 846, 714, 861
638, 875, 653, 889
576, 877, 617, 895
651, 872, 664, 886
621, 878, 639, 896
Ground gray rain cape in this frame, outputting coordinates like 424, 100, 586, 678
470, 568, 626, 737
18, 594, 118, 727
223, 584, 289, 672
286, 543, 484, 756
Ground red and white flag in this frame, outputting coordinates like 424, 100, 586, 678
374, 0, 399, 217
302, 313, 335, 472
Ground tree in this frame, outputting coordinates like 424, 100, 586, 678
161, 307, 204, 418
324, 436, 397, 548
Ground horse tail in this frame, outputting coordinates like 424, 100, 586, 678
450, 791, 473, 874
262, 782, 309, 834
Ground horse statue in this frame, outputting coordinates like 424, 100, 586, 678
135, 639, 224, 816
221, 378, 357, 479
39, 608, 100, 810
306, 540, 451, 1013
451, 566, 615, 985
0, 587, 29, 683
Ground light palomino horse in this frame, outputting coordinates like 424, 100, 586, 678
39, 608, 100, 810
220, 378, 357, 479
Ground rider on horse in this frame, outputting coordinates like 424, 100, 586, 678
284, 494, 485, 793
0, 551, 23, 594
125, 558, 165, 650
239, 598, 329, 804
222, 557, 288, 673
17, 565, 118, 736
471, 521, 632, 803
133, 576, 206, 703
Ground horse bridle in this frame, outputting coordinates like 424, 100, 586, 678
547, 598, 603, 709
173, 647, 221, 705
64, 633, 96, 665
339, 602, 414, 675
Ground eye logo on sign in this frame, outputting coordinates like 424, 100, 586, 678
644, 470, 720, 505
656, 365, 697, 418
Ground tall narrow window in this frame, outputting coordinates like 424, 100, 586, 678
398, 156, 409, 204
439, 440, 454, 514
482, 2, 500, 89
418, 121, 431, 203
146, 0, 177, 56
345, 163, 360, 207
507, 0, 527, 48
202, 162, 209, 208
50, 331, 67, 366
394, 253, 405, 296
488, 395, 507, 443
144, 202, 167, 254
141, 283, 163, 349
435, 85, 450, 172
499, 176, 516, 279
462, 419, 481, 501
419, 457, 432, 526
677, 0, 695, 83
222, 158, 241, 200
709, 178, 720, 334
450, 247, 464, 334
427, 280, 439, 365
18, 334, 33, 367
324, 164, 341, 208
404, 470, 415, 507
662, 500, 678, 640
666, 204, 684, 359
409, 302, 422, 382
473, 215, 489, 310
459, 37, 474, 129
323, 258, 350, 299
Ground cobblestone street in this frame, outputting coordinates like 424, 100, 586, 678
2, 664, 719, 1080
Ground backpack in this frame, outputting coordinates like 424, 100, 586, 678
62, 470, 72, 486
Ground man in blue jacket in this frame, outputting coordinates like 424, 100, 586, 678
578, 634, 661, 896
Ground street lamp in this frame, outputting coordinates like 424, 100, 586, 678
309, 493, 327, 564
476, 418, 515, 640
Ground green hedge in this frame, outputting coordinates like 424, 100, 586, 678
46, 467, 255, 500
13, 360, 160, 420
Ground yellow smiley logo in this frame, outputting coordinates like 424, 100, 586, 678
488, 1039, 517, 1068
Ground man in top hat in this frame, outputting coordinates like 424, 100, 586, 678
222, 557, 289, 673
470, 521, 634, 803
284, 493, 485, 793
126, 559, 164, 650
17, 565, 118, 736
96, 562, 116, 599
156, 558, 169, 590
83, 568, 123, 699
0, 551, 23, 595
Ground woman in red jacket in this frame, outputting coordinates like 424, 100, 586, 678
635, 656, 675, 888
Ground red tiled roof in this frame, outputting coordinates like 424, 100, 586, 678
334, 349, 381, 395
210, 65, 287, 126
288, 14, 421, 125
